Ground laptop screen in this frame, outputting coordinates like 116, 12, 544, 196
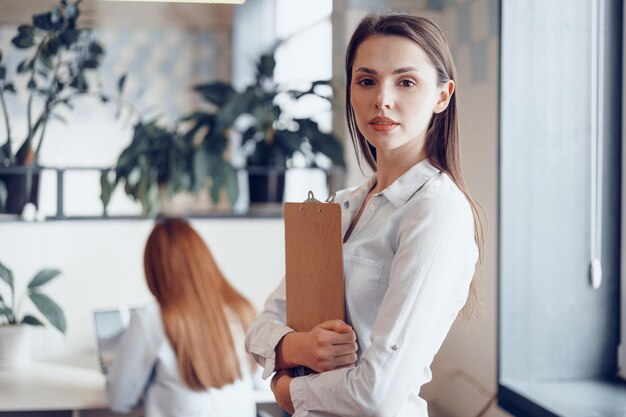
93, 307, 136, 373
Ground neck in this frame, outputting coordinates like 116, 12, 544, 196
373, 142, 427, 193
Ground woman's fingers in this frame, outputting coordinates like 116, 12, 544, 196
330, 341, 358, 357
334, 352, 358, 368
318, 319, 353, 333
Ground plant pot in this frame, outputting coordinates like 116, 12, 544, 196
0, 166, 41, 215
247, 167, 285, 203
0, 325, 31, 368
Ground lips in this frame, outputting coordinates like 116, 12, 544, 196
369, 117, 399, 132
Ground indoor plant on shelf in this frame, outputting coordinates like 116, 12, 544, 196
192, 51, 345, 203
0, 260, 66, 367
100, 116, 238, 217
0, 0, 108, 214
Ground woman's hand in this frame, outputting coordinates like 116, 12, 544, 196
271, 370, 295, 415
276, 319, 358, 373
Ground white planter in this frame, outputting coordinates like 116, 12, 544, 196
0, 325, 31, 368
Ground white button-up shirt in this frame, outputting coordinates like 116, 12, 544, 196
245, 159, 478, 417
107, 303, 257, 417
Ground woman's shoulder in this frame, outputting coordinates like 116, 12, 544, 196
405, 172, 474, 224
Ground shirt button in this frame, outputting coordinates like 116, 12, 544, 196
391, 344, 399, 351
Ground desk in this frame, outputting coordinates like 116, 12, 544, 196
0, 359, 276, 417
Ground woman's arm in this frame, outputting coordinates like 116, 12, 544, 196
285, 188, 479, 417
276, 320, 357, 371
106, 309, 159, 413
246, 278, 358, 378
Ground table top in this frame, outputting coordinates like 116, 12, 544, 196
0, 357, 275, 411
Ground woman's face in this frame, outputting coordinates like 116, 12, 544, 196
350, 34, 453, 158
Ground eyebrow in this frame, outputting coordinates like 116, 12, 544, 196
354, 66, 420, 75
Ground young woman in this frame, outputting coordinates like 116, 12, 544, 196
245, 13, 483, 417
107, 218, 257, 417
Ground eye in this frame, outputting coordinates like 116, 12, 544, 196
399, 79, 416, 88
356, 78, 375, 87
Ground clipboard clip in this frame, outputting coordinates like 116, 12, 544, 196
304, 190, 336, 204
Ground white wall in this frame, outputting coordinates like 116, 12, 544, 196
0, 219, 284, 361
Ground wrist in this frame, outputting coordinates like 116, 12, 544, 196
276, 331, 307, 369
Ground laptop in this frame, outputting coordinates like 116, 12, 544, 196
93, 307, 138, 374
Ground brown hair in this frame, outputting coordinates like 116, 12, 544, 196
144, 218, 256, 390
345, 14, 485, 312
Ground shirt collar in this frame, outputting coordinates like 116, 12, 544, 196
380, 159, 442, 208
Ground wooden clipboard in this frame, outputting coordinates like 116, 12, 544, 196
284, 191, 344, 332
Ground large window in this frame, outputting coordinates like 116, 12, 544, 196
499, 0, 624, 415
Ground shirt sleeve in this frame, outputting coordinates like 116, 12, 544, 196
106, 309, 160, 413
245, 277, 295, 379
289, 186, 479, 417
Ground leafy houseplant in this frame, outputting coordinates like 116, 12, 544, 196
0, 260, 66, 334
100, 112, 239, 217
192, 51, 345, 202
0, 0, 107, 213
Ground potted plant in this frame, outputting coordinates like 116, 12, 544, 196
100, 114, 238, 217
0, 260, 66, 367
192, 51, 345, 203
0, 0, 107, 214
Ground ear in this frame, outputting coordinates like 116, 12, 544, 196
433, 80, 455, 114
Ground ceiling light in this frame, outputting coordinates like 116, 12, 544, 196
97, 0, 245, 4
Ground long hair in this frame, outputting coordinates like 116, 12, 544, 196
345, 14, 485, 313
144, 218, 256, 390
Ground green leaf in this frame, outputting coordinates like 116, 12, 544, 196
100, 171, 115, 213
59, 28, 80, 46
256, 53, 276, 79
29, 292, 66, 334
0, 49, 3, 63
192, 148, 210, 192
17, 59, 33, 74
193, 82, 236, 107
46, 37, 61, 55
17, 25, 34, 36
21, 315, 44, 326
89, 41, 104, 55
0, 66, 5, 80
38, 51, 53, 70
3, 83, 15, 94
33, 10, 64, 32
223, 162, 238, 204
69, 74, 87, 92
11, 34, 34, 49
117, 73, 127, 95
0, 180, 6, 212
82, 59, 99, 69
0, 261, 14, 295
27, 79, 37, 91
0, 307, 12, 320
27, 269, 61, 289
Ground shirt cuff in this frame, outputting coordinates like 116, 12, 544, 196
258, 325, 294, 379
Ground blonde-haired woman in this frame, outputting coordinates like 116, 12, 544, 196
107, 218, 257, 417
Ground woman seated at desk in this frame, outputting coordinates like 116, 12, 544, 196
106, 218, 257, 417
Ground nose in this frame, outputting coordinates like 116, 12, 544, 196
374, 85, 393, 110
